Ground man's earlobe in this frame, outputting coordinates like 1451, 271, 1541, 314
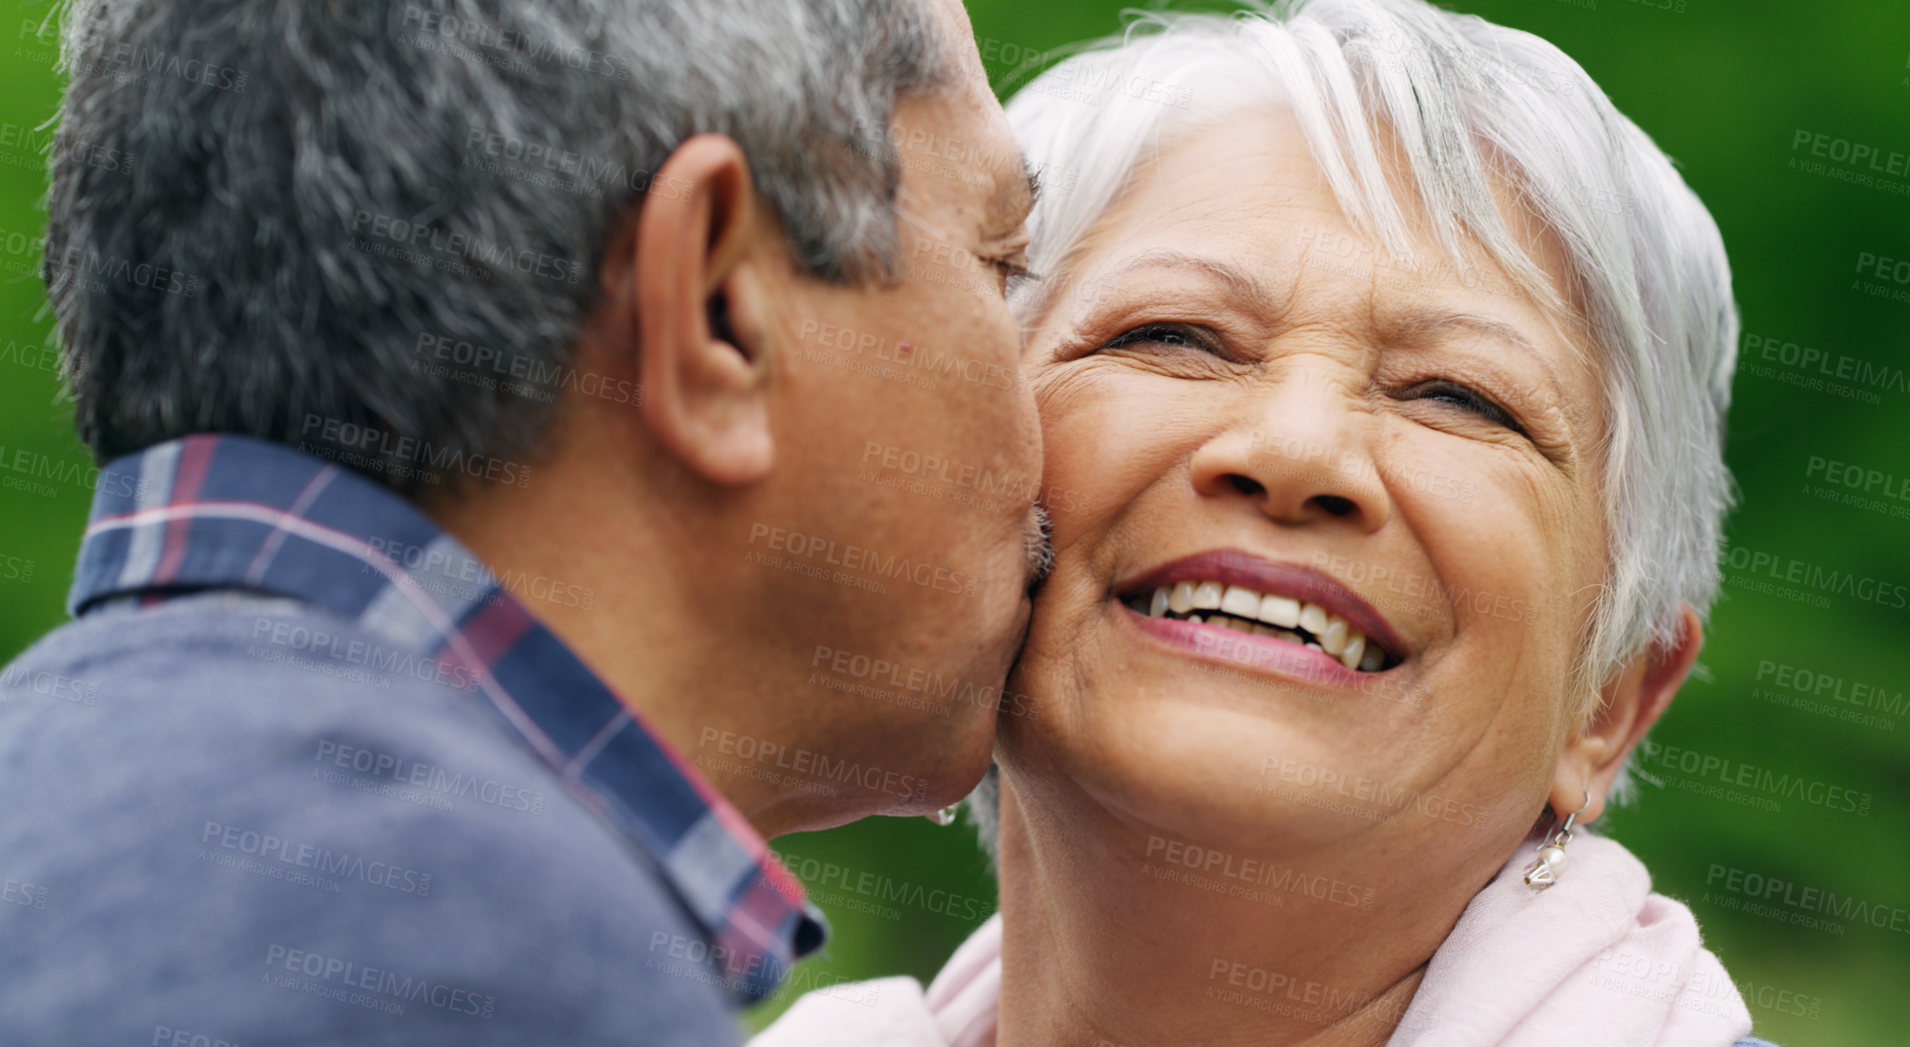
629, 134, 777, 487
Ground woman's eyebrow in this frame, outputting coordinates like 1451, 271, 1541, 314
1078, 254, 1570, 397
1093, 248, 1284, 313
1391, 310, 1566, 401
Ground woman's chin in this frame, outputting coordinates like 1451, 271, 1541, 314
1008, 694, 1404, 857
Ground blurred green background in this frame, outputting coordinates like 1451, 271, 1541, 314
2, 1, 1906, 1043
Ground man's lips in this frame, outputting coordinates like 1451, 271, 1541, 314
1115, 549, 1408, 670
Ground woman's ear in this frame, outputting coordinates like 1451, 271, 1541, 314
1553, 604, 1703, 824
613, 132, 777, 487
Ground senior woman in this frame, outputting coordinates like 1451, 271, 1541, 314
760, 0, 1769, 1044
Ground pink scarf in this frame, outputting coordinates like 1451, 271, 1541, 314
753, 832, 1753, 1046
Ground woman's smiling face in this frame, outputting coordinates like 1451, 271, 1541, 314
1003, 111, 1615, 857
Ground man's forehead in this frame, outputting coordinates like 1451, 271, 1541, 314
891, 92, 1031, 223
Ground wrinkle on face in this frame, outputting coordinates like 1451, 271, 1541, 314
1001, 107, 1621, 864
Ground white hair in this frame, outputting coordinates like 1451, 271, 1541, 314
970, 0, 1736, 841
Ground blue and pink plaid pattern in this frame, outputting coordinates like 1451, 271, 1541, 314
68, 433, 824, 1004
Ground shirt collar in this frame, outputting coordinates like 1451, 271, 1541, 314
70, 433, 825, 1003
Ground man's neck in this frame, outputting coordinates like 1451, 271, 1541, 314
421, 461, 816, 839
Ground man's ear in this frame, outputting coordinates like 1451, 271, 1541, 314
1554, 605, 1703, 824
625, 133, 776, 486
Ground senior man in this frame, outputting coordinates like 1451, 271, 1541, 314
0, 0, 1045, 1043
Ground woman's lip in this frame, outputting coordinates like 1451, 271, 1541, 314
1116, 600, 1385, 689
1117, 549, 1408, 661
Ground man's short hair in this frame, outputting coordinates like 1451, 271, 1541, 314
44, 0, 946, 493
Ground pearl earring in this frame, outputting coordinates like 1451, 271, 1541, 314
1522, 789, 1591, 893
926, 804, 960, 827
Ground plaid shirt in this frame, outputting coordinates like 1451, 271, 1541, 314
67, 433, 824, 1004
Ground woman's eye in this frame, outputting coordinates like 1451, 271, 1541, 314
1099, 322, 1220, 354
1404, 380, 1526, 435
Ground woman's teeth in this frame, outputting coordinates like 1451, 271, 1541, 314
1131, 582, 1391, 672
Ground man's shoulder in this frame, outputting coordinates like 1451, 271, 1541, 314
3, 591, 486, 709
0, 596, 744, 1044
0, 594, 548, 812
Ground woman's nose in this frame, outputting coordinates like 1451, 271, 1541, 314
1187, 362, 1391, 533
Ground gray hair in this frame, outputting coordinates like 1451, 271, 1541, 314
44, 0, 945, 490
968, 0, 1738, 848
